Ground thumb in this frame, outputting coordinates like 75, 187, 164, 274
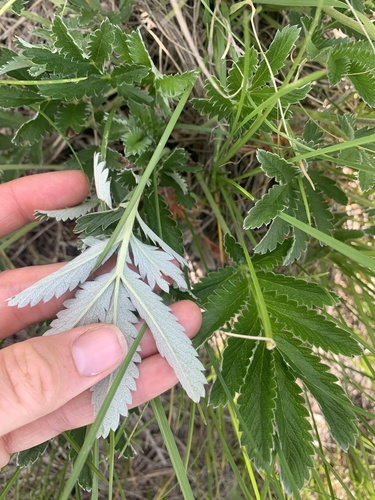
0, 324, 127, 437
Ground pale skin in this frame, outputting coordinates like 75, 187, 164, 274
0, 170, 202, 467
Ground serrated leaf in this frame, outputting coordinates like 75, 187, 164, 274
8, 238, 116, 307
327, 54, 350, 85
38, 75, 107, 100
193, 266, 240, 305
254, 217, 291, 254
274, 351, 314, 493
210, 301, 260, 406
258, 271, 337, 308
227, 51, 257, 96
13, 100, 58, 146
87, 18, 115, 71
267, 297, 361, 355
117, 82, 153, 104
122, 266, 206, 402
275, 333, 358, 451
56, 102, 90, 135
191, 77, 234, 120
284, 226, 309, 265
252, 240, 292, 270
303, 120, 323, 145
0, 85, 44, 107
11, 0, 27, 14
112, 64, 150, 85
142, 195, 185, 260
251, 25, 300, 89
348, 61, 375, 107
257, 149, 300, 184
129, 235, 187, 292
193, 272, 249, 348
126, 29, 153, 68
36, 200, 98, 222
155, 71, 197, 98
24, 47, 92, 77
308, 171, 348, 205
244, 183, 290, 229
123, 126, 152, 154
223, 233, 245, 264
358, 152, 375, 191
74, 208, 124, 237
337, 113, 356, 140
17, 441, 49, 467
52, 16, 86, 63
161, 148, 191, 172
304, 180, 334, 235
238, 342, 276, 470
113, 25, 131, 63
93, 153, 113, 209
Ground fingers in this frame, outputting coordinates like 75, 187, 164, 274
0, 171, 89, 237
0, 324, 127, 438
1, 302, 202, 459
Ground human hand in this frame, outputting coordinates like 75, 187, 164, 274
0, 171, 202, 467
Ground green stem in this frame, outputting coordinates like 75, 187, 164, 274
150, 398, 195, 500
94, 82, 195, 270
0, 77, 87, 86
60, 323, 148, 500
196, 172, 231, 234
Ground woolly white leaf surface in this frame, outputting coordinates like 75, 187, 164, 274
8, 238, 115, 307
165, 171, 188, 194
93, 152, 113, 209
122, 266, 206, 402
35, 200, 98, 222
129, 235, 187, 292
136, 214, 186, 266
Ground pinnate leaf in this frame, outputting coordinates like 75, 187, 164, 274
347, 61, 375, 107
52, 16, 86, 62
93, 153, 113, 209
36, 200, 97, 222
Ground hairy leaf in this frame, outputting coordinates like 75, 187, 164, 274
126, 29, 153, 69
36, 200, 98, 222
17, 442, 49, 467
193, 266, 240, 306
155, 71, 197, 98
252, 240, 293, 270
56, 102, 90, 135
52, 16, 86, 63
74, 208, 124, 237
348, 61, 375, 107
223, 234, 245, 264
0, 86, 44, 107
93, 153, 113, 209
254, 217, 291, 254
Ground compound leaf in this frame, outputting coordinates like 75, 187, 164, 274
87, 18, 115, 72
244, 183, 290, 229
257, 149, 300, 184
52, 16, 86, 63
93, 153, 113, 209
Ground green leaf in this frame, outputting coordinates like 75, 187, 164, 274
303, 120, 323, 145
143, 194, 184, 257
348, 61, 375, 107
13, 101, 59, 146
304, 180, 334, 235
210, 301, 260, 406
52, 16, 86, 63
87, 18, 115, 71
11, 0, 27, 14
238, 342, 276, 470
358, 152, 375, 191
275, 333, 358, 451
126, 29, 153, 68
56, 102, 90, 135
112, 64, 150, 85
123, 126, 152, 154
74, 208, 125, 238
17, 441, 49, 466
327, 54, 350, 86
257, 149, 300, 184
243, 183, 290, 229
0, 85, 44, 107
113, 25, 131, 63
223, 233, 245, 264
117, 82, 153, 104
251, 25, 300, 89
155, 71, 197, 99
193, 272, 249, 348
308, 171, 348, 205
284, 226, 309, 265
258, 271, 337, 308
191, 77, 234, 120
193, 266, 240, 306
24, 47, 92, 77
254, 217, 290, 254
252, 240, 292, 270
274, 351, 314, 494
267, 297, 361, 355
38, 75, 107, 100
227, 51, 258, 95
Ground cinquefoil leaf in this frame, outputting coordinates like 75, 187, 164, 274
257, 150, 300, 184
244, 183, 290, 229
36, 200, 98, 222
87, 18, 115, 72
93, 153, 113, 209
52, 16, 86, 62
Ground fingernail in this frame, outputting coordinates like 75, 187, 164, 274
72, 326, 127, 376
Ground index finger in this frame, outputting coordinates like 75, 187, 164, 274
0, 171, 89, 238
